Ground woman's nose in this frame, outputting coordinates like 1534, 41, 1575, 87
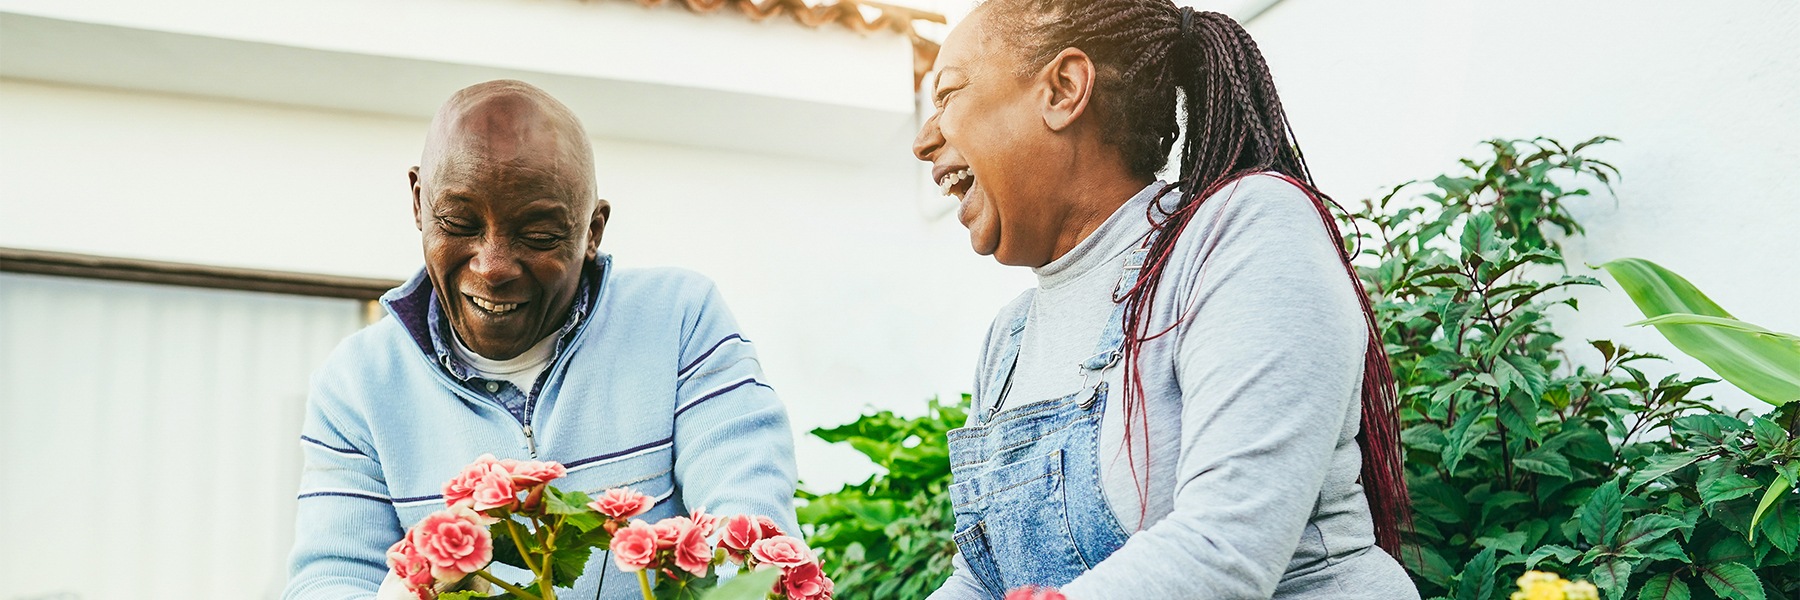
913, 112, 944, 163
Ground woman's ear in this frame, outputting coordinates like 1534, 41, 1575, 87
1040, 47, 1097, 132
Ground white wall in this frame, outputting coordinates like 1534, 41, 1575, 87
0, 76, 1032, 490
1243, 0, 1800, 412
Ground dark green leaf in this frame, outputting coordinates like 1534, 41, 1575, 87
1700, 460, 1762, 505
1618, 514, 1687, 549
1628, 450, 1707, 492
1589, 555, 1635, 600
1754, 489, 1798, 553
1581, 479, 1626, 545
1695, 562, 1765, 600
1526, 544, 1580, 569
1637, 573, 1691, 600
1453, 548, 1497, 600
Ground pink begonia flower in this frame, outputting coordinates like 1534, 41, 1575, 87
671, 518, 714, 576
749, 535, 812, 568
386, 537, 436, 593
443, 454, 518, 511
652, 516, 695, 550
408, 506, 494, 581
1003, 587, 1067, 600
690, 507, 719, 538
782, 560, 834, 600
754, 515, 785, 538
589, 487, 654, 520
720, 514, 763, 551
610, 520, 660, 572
501, 459, 566, 487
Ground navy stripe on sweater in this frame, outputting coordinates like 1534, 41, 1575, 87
298, 490, 391, 504
300, 435, 367, 457
674, 377, 772, 419
678, 334, 748, 377
564, 437, 676, 470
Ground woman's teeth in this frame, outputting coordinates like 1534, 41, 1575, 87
470, 296, 520, 314
939, 168, 973, 198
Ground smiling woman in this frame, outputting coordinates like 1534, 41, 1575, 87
913, 1, 1417, 599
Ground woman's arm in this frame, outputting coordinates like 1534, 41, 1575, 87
1060, 176, 1369, 599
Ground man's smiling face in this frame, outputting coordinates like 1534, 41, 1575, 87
411, 82, 608, 360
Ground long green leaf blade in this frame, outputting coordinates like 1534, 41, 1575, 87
1600, 258, 1800, 405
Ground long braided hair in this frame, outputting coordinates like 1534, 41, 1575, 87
977, 0, 1409, 555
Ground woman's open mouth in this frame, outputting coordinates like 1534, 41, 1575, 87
938, 167, 975, 199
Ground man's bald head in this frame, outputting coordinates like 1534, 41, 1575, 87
408, 80, 610, 360
420, 80, 597, 209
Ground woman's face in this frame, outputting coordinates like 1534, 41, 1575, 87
913, 10, 1067, 266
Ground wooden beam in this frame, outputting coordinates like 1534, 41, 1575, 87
0, 247, 403, 301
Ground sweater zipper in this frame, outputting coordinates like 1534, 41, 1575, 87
523, 424, 537, 458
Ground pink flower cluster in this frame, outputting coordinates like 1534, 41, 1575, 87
386, 506, 496, 600
1004, 587, 1068, 600
384, 455, 833, 600
609, 506, 833, 600
441, 453, 567, 511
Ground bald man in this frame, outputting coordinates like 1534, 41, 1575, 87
284, 80, 800, 599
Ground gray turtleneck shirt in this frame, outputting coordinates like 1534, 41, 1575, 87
930, 175, 1420, 599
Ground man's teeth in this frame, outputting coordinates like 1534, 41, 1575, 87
939, 168, 973, 197
470, 296, 519, 314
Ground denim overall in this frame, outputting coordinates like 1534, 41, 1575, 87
946, 246, 1149, 595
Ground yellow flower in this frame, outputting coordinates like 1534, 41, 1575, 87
1510, 571, 1572, 600
1563, 581, 1600, 600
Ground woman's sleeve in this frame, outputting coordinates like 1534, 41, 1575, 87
1059, 176, 1369, 599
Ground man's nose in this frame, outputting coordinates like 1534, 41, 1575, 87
468, 237, 523, 285
912, 112, 943, 163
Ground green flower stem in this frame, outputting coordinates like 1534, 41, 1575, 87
637, 569, 655, 600
539, 515, 558, 600
506, 518, 536, 579
475, 569, 540, 600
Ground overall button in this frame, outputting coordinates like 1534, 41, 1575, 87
485, 381, 500, 393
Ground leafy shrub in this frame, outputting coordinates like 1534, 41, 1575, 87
1344, 137, 1799, 600
797, 397, 967, 600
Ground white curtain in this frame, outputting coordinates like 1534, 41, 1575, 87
0, 272, 365, 600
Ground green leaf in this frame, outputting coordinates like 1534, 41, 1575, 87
1517, 446, 1574, 479
548, 545, 592, 588
1581, 479, 1626, 545
698, 568, 781, 600
1601, 259, 1800, 406
1627, 450, 1708, 492
1618, 514, 1687, 549
1589, 555, 1635, 600
1637, 573, 1691, 600
435, 592, 485, 600
544, 488, 594, 516
1752, 485, 1798, 553
1526, 544, 1581, 569
1700, 460, 1762, 505
1453, 547, 1497, 600
1695, 562, 1765, 600
1630, 313, 1800, 345
1635, 536, 1688, 563
1402, 543, 1458, 589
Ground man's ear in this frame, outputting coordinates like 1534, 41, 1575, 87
586, 199, 611, 262
1040, 47, 1097, 133
409, 166, 426, 231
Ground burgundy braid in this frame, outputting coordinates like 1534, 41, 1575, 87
979, 0, 1409, 555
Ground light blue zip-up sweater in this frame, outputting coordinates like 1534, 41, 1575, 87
284, 254, 800, 600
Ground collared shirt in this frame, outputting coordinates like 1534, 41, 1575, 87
424, 268, 596, 423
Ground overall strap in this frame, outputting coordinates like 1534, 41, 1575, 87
989, 234, 1157, 419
